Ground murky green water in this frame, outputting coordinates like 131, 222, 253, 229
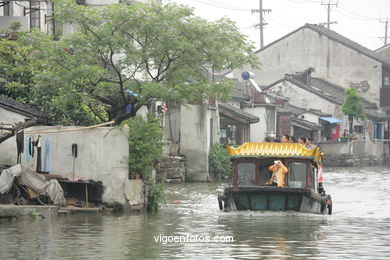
1, 167, 390, 259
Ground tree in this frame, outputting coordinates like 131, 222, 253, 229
341, 88, 365, 136
18, 0, 259, 125
0, 40, 36, 102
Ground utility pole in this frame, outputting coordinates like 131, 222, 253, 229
321, 0, 338, 29
251, 0, 271, 49
379, 19, 389, 45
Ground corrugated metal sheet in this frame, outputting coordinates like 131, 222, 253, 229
227, 142, 323, 162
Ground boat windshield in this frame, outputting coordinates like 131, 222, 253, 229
288, 162, 306, 188
238, 163, 256, 186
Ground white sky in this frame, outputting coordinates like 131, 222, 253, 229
164, 0, 390, 51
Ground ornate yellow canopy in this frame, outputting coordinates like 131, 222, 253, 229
227, 142, 323, 162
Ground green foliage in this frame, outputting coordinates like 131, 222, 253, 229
123, 114, 163, 181
3, 0, 259, 125
208, 143, 232, 180
0, 40, 36, 102
341, 88, 366, 120
9, 22, 21, 31
147, 181, 165, 213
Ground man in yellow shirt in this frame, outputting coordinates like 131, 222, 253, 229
267, 160, 288, 187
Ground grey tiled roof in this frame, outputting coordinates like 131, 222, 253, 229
219, 103, 260, 124
0, 95, 46, 118
290, 117, 323, 131
365, 109, 390, 121
264, 75, 377, 109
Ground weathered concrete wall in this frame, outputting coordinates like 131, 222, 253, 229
319, 140, 389, 166
234, 27, 383, 107
0, 125, 144, 208
322, 153, 384, 167
0, 107, 32, 164
180, 104, 218, 181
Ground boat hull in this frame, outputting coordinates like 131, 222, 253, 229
219, 186, 330, 214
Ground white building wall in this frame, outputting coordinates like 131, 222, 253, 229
234, 27, 383, 106
242, 106, 267, 142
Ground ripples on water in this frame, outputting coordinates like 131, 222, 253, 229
0, 167, 390, 259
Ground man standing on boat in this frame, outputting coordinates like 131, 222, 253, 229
267, 160, 288, 187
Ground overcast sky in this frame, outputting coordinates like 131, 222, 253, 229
165, 0, 389, 51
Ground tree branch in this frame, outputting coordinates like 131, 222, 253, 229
0, 117, 39, 144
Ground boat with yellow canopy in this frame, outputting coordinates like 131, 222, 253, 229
217, 142, 332, 214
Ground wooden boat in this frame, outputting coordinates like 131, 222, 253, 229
217, 142, 332, 214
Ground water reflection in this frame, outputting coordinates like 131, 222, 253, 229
0, 167, 390, 259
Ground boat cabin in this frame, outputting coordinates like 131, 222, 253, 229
227, 142, 323, 193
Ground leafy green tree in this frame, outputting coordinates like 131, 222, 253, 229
0, 40, 36, 102
341, 88, 365, 136
17, 0, 259, 125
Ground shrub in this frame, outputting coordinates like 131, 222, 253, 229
147, 181, 165, 212
208, 143, 232, 180
123, 114, 163, 182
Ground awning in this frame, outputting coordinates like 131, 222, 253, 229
320, 117, 342, 124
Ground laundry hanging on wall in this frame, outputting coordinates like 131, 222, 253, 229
35, 135, 42, 173
43, 137, 52, 173
26, 136, 31, 162
16, 130, 24, 164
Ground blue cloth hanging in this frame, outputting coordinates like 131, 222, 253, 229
26, 136, 31, 162
43, 137, 52, 173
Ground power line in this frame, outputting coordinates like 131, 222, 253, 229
252, 0, 272, 49
192, 0, 249, 11
320, 0, 338, 29
339, 2, 379, 21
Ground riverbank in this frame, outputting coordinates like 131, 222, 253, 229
0, 204, 119, 220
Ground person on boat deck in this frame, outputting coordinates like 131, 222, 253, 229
267, 160, 288, 187
280, 134, 289, 143
297, 135, 305, 145
305, 136, 317, 150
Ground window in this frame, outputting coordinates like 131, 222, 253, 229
384, 76, 389, 87
30, 2, 40, 29
3, 1, 10, 16
266, 107, 275, 133
288, 162, 307, 188
238, 163, 256, 186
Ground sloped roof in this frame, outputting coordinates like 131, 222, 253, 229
290, 117, 323, 131
256, 23, 390, 68
219, 103, 259, 124
0, 95, 46, 119
264, 75, 377, 109
365, 110, 390, 121
227, 142, 322, 162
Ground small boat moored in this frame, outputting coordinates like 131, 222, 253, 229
218, 142, 332, 214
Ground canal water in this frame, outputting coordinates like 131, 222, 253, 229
1, 167, 390, 259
